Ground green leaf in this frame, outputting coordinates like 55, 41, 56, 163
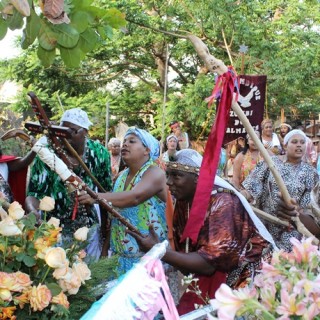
79, 28, 97, 53
8, 8, 24, 30
71, 0, 93, 9
59, 45, 82, 68
55, 24, 79, 48
23, 255, 36, 267
70, 11, 89, 33
47, 283, 62, 296
21, 10, 40, 49
0, 17, 7, 40
37, 46, 56, 67
103, 8, 126, 29
97, 25, 113, 40
22, 212, 37, 229
39, 22, 58, 50
16, 252, 25, 262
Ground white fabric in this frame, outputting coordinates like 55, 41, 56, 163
175, 149, 202, 167
271, 132, 281, 147
32, 142, 72, 181
283, 129, 307, 145
0, 163, 9, 182
60, 108, 93, 130
214, 176, 278, 250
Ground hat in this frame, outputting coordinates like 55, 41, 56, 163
60, 108, 93, 130
166, 149, 203, 175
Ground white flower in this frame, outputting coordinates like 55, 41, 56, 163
8, 201, 25, 220
39, 196, 55, 212
74, 227, 89, 241
47, 217, 60, 228
45, 247, 67, 269
0, 217, 22, 236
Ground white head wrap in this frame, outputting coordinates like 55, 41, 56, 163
166, 134, 179, 144
176, 149, 202, 167
280, 123, 292, 130
283, 129, 307, 145
108, 137, 121, 147
60, 108, 93, 130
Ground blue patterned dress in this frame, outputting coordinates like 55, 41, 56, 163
110, 159, 167, 275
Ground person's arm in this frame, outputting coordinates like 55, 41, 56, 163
127, 225, 216, 275
231, 153, 243, 189
78, 166, 167, 208
7, 151, 37, 172
25, 195, 41, 221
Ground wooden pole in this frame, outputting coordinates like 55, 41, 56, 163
187, 34, 317, 242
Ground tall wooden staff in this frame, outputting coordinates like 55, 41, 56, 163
187, 35, 316, 241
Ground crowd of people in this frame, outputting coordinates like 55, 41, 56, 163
1, 112, 320, 316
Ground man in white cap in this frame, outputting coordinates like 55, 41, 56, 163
25, 108, 113, 260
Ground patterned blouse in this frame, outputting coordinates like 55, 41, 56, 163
110, 159, 167, 275
27, 139, 112, 235
240, 150, 263, 184
243, 156, 319, 251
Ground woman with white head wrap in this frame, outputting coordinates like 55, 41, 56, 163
108, 137, 122, 181
243, 128, 319, 251
79, 127, 167, 275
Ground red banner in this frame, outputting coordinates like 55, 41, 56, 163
223, 75, 267, 145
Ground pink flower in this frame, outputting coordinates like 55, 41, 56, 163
259, 281, 276, 310
210, 284, 254, 320
276, 288, 306, 317
290, 237, 318, 265
11, 271, 32, 292
51, 291, 70, 309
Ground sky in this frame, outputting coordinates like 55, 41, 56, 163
0, 29, 22, 60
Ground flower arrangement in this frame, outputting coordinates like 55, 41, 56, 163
209, 237, 320, 320
0, 196, 91, 319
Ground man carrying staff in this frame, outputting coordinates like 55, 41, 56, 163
128, 149, 276, 315
25, 108, 113, 260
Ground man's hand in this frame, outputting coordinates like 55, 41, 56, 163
78, 191, 95, 205
277, 193, 301, 221
126, 224, 160, 253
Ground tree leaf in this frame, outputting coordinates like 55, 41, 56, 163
8, 8, 24, 30
59, 45, 82, 68
103, 8, 126, 29
79, 28, 97, 53
70, 11, 89, 33
0, 18, 8, 40
38, 22, 58, 50
37, 46, 56, 67
55, 24, 79, 48
21, 10, 41, 49
97, 25, 113, 40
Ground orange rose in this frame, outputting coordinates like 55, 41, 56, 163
0, 306, 16, 319
29, 284, 52, 312
11, 272, 32, 292
34, 238, 49, 259
0, 272, 15, 290
51, 291, 70, 309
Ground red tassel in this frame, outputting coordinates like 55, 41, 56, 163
72, 194, 78, 220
